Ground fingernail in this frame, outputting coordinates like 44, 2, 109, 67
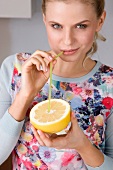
38, 130, 41, 135
40, 65, 43, 70
44, 67, 48, 72
72, 112, 75, 118
48, 56, 52, 60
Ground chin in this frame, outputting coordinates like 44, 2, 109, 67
60, 56, 78, 63
62, 49, 82, 61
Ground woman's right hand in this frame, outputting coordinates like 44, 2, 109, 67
20, 50, 56, 99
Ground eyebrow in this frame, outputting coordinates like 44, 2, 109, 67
75, 20, 91, 25
49, 20, 91, 25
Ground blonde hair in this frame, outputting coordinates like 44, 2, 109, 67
42, 0, 106, 56
42, 0, 105, 17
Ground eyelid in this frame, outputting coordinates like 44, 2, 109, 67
76, 24, 87, 29
51, 23, 62, 29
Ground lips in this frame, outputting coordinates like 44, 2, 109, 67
62, 48, 79, 55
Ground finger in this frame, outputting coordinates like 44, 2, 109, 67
42, 59, 57, 79
38, 130, 52, 147
70, 111, 77, 123
33, 55, 48, 72
22, 57, 42, 72
52, 59, 57, 68
23, 56, 48, 73
46, 59, 57, 72
31, 126, 45, 146
45, 133, 51, 138
38, 130, 67, 149
37, 53, 57, 72
31, 50, 53, 62
50, 135, 67, 149
70, 112, 82, 134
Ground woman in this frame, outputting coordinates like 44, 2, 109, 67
0, 0, 113, 169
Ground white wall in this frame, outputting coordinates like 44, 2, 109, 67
0, 0, 113, 66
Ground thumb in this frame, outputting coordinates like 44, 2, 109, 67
43, 60, 57, 79
70, 111, 78, 126
52, 59, 57, 69
47, 59, 57, 71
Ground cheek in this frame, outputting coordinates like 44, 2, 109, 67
79, 31, 95, 46
47, 31, 60, 47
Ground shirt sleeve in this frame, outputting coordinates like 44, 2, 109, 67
86, 110, 113, 170
0, 55, 24, 165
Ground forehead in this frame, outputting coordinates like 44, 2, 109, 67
45, 1, 97, 22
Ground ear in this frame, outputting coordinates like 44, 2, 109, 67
43, 14, 46, 26
96, 10, 106, 32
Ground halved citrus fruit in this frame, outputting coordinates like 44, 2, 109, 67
30, 99, 71, 133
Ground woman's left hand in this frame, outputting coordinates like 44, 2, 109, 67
31, 112, 88, 150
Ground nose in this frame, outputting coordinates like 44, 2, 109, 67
63, 29, 74, 46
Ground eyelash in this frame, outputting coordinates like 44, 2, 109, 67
76, 24, 87, 29
51, 23, 87, 30
51, 24, 62, 29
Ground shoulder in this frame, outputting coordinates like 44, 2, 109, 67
1, 52, 31, 72
0, 54, 17, 91
0, 53, 31, 87
98, 62, 113, 74
0, 54, 16, 79
1, 54, 16, 68
1, 52, 31, 66
16, 52, 31, 63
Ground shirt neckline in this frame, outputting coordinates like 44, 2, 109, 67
52, 61, 102, 83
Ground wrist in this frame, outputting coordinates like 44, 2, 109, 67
9, 91, 33, 121
18, 89, 37, 101
18, 90, 35, 102
76, 137, 104, 167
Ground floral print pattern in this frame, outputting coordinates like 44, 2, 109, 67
39, 146, 56, 163
11, 53, 113, 170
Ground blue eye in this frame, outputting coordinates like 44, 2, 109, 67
52, 24, 62, 29
76, 24, 87, 29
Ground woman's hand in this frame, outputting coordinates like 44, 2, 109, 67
20, 50, 56, 99
31, 112, 104, 167
31, 112, 87, 150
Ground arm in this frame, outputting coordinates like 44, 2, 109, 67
0, 112, 24, 165
0, 55, 24, 165
0, 51, 55, 165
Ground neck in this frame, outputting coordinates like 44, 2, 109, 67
53, 57, 96, 78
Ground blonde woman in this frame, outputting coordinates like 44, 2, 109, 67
0, 0, 113, 169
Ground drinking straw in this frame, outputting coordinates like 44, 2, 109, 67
48, 51, 63, 112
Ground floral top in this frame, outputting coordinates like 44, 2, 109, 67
1, 53, 113, 169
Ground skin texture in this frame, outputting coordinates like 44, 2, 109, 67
9, 0, 106, 168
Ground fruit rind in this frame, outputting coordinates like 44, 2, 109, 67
30, 99, 70, 133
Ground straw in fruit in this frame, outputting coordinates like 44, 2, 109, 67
48, 51, 63, 112
30, 51, 71, 133
30, 99, 71, 133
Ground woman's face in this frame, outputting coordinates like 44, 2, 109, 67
43, 0, 105, 62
